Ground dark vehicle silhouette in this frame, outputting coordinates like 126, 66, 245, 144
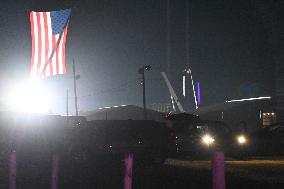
165, 114, 207, 157
165, 113, 249, 158
165, 113, 231, 157
69, 120, 177, 165
202, 120, 234, 150
242, 122, 284, 156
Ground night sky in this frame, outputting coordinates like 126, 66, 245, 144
0, 0, 274, 114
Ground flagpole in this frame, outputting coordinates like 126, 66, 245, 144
40, 15, 71, 78
40, 30, 64, 77
73, 59, 79, 116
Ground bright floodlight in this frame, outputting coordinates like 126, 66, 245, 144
8, 83, 50, 113
202, 134, 215, 145
237, 135, 247, 144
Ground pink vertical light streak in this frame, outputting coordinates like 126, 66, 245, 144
124, 154, 134, 189
212, 151, 225, 189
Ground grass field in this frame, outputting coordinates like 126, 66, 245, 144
1, 154, 284, 188
166, 158, 284, 187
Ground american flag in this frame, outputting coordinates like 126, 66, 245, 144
29, 9, 71, 79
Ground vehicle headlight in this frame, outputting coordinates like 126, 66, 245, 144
202, 134, 215, 145
237, 135, 247, 144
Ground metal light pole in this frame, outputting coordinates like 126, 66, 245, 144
73, 59, 80, 116
138, 65, 151, 120
183, 68, 198, 110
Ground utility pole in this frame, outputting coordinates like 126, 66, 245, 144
138, 65, 151, 120
73, 59, 80, 116
66, 89, 69, 117
142, 69, 146, 120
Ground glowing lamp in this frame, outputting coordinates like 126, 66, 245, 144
202, 134, 215, 145
237, 135, 247, 144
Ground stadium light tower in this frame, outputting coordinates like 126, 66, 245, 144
138, 65, 151, 120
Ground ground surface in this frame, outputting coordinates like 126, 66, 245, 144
2, 155, 284, 188
164, 159, 284, 189
60, 157, 284, 189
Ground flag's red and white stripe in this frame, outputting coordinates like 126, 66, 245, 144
30, 12, 68, 79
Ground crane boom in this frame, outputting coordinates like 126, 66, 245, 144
161, 72, 185, 113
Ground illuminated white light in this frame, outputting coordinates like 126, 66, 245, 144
271, 113, 275, 116
104, 107, 111, 109
183, 75, 185, 97
263, 113, 266, 116
113, 106, 119, 108
237, 135, 247, 144
7, 82, 50, 113
109, 145, 112, 148
267, 113, 270, 116
226, 96, 271, 103
188, 68, 198, 110
202, 134, 215, 145
121, 105, 127, 107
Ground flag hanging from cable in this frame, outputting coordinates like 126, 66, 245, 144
29, 9, 71, 79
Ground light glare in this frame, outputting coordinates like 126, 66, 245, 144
202, 134, 215, 145
8, 83, 50, 113
237, 135, 247, 144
